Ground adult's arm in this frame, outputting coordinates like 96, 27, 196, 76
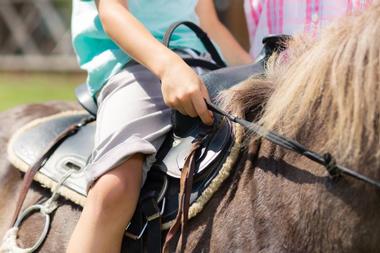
196, 0, 252, 65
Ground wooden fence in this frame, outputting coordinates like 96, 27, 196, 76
0, 0, 248, 72
0, 0, 78, 71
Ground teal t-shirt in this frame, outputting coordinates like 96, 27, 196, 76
72, 0, 208, 96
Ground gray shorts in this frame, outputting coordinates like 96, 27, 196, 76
84, 50, 211, 191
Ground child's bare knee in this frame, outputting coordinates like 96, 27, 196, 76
88, 172, 141, 214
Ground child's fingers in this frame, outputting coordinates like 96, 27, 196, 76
182, 100, 198, 118
191, 91, 213, 125
175, 104, 187, 116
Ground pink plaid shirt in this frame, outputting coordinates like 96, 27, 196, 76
244, 0, 372, 57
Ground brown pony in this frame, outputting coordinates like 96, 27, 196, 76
1, 3, 380, 252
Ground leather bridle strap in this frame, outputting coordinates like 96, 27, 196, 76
9, 115, 95, 228
162, 140, 203, 252
206, 101, 380, 189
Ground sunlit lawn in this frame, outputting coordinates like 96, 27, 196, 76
0, 72, 86, 112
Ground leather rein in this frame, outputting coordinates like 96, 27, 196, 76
205, 101, 380, 190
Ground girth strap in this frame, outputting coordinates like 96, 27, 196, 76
124, 196, 162, 253
141, 197, 162, 253
124, 169, 167, 252
123, 206, 144, 252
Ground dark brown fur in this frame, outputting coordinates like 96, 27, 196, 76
0, 87, 379, 253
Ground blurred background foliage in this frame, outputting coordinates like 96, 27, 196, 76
0, 0, 248, 111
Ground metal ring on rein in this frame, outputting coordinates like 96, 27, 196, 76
14, 204, 51, 252
1, 170, 74, 252
1, 203, 57, 253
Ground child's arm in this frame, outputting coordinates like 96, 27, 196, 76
196, 0, 252, 65
96, 0, 213, 125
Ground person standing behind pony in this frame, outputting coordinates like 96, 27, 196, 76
244, 0, 373, 59
67, 0, 251, 253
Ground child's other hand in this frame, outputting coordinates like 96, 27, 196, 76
160, 62, 213, 125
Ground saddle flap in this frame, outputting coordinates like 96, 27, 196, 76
8, 112, 95, 197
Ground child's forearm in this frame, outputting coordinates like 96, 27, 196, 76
96, 0, 214, 125
97, 0, 183, 79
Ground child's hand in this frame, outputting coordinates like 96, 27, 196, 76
160, 61, 213, 125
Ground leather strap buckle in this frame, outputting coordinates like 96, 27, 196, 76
145, 197, 166, 221
125, 222, 148, 240
124, 198, 165, 240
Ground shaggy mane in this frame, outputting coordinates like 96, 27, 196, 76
221, 3, 380, 174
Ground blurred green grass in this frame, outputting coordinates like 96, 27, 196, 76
0, 72, 86, 112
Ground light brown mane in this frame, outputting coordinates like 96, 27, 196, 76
225, 3, 380, 174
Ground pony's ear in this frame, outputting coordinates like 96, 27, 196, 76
217, 78, 274, 122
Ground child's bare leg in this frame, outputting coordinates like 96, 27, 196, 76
66, 153, 144, 253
